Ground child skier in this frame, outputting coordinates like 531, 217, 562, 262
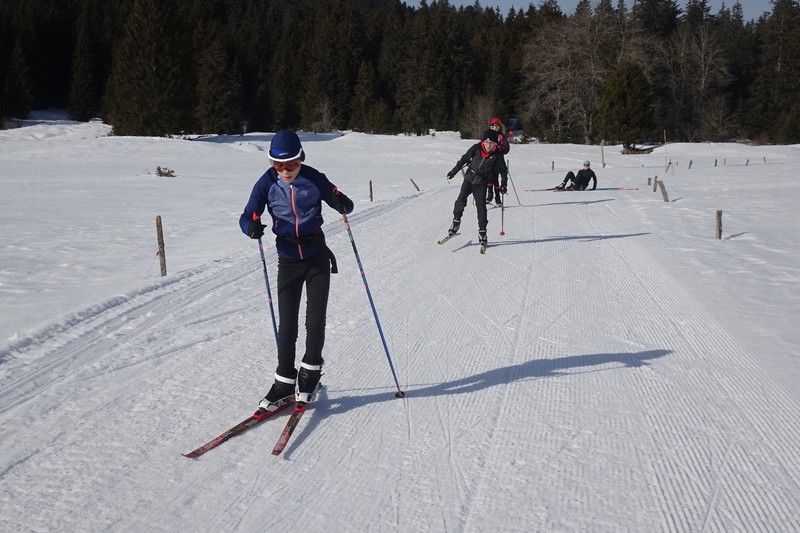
444, 129, 509, 248
240, 129, 354, 410
485, 117, 510, 206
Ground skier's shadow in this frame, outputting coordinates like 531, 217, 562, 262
535, 198, 615, 207
282, 349, 670, 456
453, 232, 649, 252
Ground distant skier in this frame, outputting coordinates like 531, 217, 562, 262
556, 160, 597, 191
444, 129, 509, 248
239, 129, 354, 410
485, 117, 511, 206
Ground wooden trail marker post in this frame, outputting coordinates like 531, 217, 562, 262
657, 180, 669, 202
601, 141, 606, 168
156, 215, 167, 277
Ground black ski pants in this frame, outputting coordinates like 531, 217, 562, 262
275, 253, 330, 379
562, 171, 585, 190
453, 179, 488, 231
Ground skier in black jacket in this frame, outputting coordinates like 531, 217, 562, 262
444, 129, 509, 247
556, 160, 597, 190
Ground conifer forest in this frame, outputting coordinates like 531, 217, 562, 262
1, 0, 799, 144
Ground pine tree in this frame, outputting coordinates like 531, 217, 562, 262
69, 2, 100, 121
351, 60, 376, 132
597, 62, 653, 150
745, 0, 800, 142
632, 0, 681, 37
105, 0, 194, 136
195, 35, 242, 134
3, 39, 34, 118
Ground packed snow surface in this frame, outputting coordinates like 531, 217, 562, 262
1, 114, 799, 531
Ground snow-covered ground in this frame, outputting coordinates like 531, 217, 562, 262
1, 113, 799, 531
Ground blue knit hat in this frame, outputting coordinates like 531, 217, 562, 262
269, 129, 304, 161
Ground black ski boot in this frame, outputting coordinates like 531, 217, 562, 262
259, 372, 296, 411
448, 218, 461, 236
296, 361, 323, 404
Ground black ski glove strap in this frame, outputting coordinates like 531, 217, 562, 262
278, 234, 339, 274
322, 243, 339, 274
332, 190, 354, 214
247, 219, 265, 239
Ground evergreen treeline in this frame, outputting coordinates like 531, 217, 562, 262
1, 0, 799, 144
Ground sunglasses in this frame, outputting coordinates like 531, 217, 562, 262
490, 125, 500, 130
272, 159, 301, 172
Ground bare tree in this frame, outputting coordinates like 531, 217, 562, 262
520, 23, 581, 142
693, 24, 731, 115
460, 94, 496, 139
700, 95, 736, 140
662, 22, 730, 138
311, 99, 338, 133
520, 2, 626, 143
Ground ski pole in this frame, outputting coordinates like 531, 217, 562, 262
341, 213, 406, 398
499, 192, 506, 237
253, 213, 279, 349
507, 171, 523, 206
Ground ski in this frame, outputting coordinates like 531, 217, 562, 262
183, 397, 294, 459
437, 232, 459, 245
271, 403, 308, 456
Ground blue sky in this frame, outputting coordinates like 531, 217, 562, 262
415, 1, 773, 21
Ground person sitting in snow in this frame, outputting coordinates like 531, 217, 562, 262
444, 129, 509, 247
240, 129, 354, 410
485, 117, 511, 206
556, 160, 597, 191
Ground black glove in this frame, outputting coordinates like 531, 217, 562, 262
247, 219, 265, 239
332, 190, 354, 214
500, 184, 507, 194
446, 172, 455, 181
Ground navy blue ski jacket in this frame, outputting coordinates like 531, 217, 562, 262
239, 165, 349, 262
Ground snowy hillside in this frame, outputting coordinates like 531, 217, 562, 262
1, 115, 799, 531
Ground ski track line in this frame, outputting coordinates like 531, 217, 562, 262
405, 186, 522, 528
599, 202, 755, 530
460, 201, 541, 532
0, 264, 224, 407
586, 193, 800, 530
0, 258, 255, 414
416, 190, 494, 527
